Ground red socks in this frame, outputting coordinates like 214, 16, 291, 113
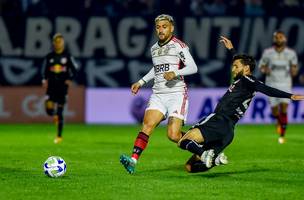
278, 112, 287, 136
131, 132, 149, 160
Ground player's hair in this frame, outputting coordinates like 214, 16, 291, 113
273, 30, 285, 36
52, 33, 64, 41
154, 14, 174, 24
232, 54, 256, 72
273, 30, 287, 44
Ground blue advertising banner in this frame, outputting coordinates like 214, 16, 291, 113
85, 88, 304, 124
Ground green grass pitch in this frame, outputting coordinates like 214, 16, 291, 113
1, 124, 304, 200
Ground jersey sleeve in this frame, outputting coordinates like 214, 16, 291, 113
244, 76, 292, 98
139, 67, 155, 86
290, 50, 298, 65
258, 50, 270, 68
174, 47, 198, 76
68, 56, 78, 79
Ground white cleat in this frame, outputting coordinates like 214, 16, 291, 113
201, 149, 215, 168
215, 152, 228, 166
278, 137, 286, 144
54, 136, 63, 144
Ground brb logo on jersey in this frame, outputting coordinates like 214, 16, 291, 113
154, 64, 170, 73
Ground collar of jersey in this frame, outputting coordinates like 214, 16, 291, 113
158, 36, 174, 47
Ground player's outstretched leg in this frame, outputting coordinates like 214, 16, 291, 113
185, 154, 210, 173
120, 154, 136, 174
185, 152, 228, 173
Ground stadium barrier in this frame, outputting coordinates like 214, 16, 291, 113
1, 87, 303, 124
0, 86, 85, 123
86, 88, 304, 124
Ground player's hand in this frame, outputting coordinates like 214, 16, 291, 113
260, 66, 271, 75
65, 80, 72, 87
42, 79, 48, 88
164, 71, 176, 81
219, 36, 234, 50
290, 65, 298, 77
131, 82, 141, 95
291, 94, 304, 101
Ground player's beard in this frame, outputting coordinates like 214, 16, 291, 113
158, 34, 167, 43
233, 70, 244, 80
273, 41, 286, 48
158, 34, 173, 45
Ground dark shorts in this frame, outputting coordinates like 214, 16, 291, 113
192, 113, 235, 153
46, 92, 67, 105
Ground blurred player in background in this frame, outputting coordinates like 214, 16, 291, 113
120, 14, 198, 174
259, 31, 298, 144
42, 33, 78, 144
178, 37, 304, 172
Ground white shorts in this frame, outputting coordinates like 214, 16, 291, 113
269, 97, 290, 107
146, 92, 188, 122
267, 85, 291, 107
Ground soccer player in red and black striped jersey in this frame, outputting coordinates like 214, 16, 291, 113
42, 33, 78, 144
120, 14, 198, 174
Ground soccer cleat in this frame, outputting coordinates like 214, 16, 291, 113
278, 136, 286, 144
120, 155, 136, 174
54, 136, 63, 144
201, 149, 215, 168
215, 152, 228, 166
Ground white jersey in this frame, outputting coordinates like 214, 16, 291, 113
258, 47, 298, 89
141, 36, 198, 94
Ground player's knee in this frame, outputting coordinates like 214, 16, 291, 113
271, 106, 279, 116
45, 100, 55, 116
45, 100, 54, 109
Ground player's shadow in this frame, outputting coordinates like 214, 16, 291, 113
141, 164, 185, 174
0, 167, 28, 173
142, 165, 270, 178
193, 168, 270, 178
0, 166, 34, 179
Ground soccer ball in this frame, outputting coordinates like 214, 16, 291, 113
43, 156, 67, 178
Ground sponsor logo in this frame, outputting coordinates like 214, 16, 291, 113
50, 64, 67, 73
154, 63, 170, 73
